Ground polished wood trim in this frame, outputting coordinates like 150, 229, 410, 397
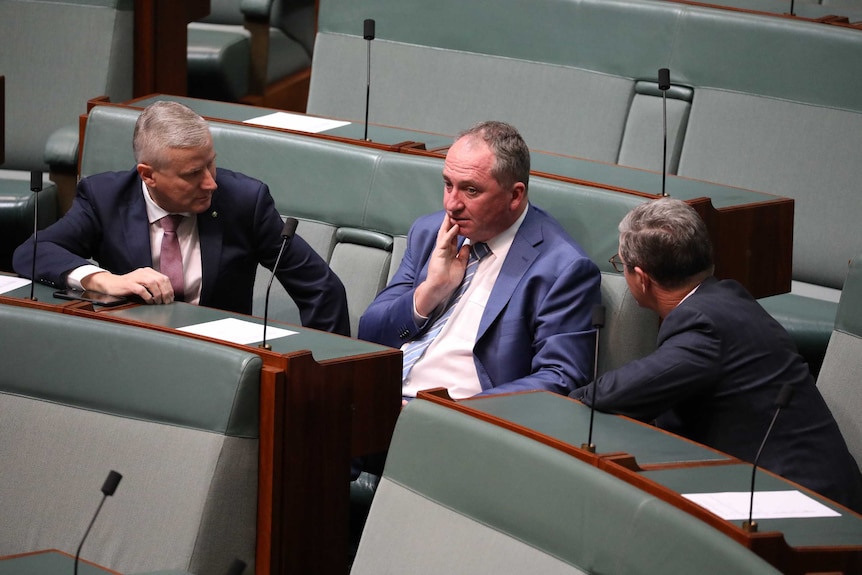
665, 0, 862, 31
133, 0, 210, 97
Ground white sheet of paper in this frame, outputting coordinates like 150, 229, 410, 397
683, 490, 840, 520
244, 112, 350, 133
177, 317, 297, 345
0, 276, 31, 294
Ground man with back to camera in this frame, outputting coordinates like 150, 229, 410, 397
358, 120, 601, 402
13, 100, 350, 335
570, 197, 862, 511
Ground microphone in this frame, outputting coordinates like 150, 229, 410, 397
259, 217, 299, 350
225, 558, 247, 575
362, 18, 376, 141
29, 171, 42, 301
581, 304, 606, 453
657, 68, 671, 197
74, 470, 122, 575
742, 382, 794, 532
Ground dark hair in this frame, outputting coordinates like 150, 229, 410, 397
618, 198, 713, 288
457, 121, 530, 191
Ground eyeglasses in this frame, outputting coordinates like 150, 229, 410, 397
608, 253, 627, 273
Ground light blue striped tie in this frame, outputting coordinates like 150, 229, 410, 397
402, 242, 491, 382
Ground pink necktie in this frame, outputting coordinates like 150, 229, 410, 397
159, 214, 185, 301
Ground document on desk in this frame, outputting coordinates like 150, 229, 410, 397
244, 111, 350, 133
0, 275, 30, 294
682, 490, 841, 520
178, 317, 297, 345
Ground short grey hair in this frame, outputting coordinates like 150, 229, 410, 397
133, 101, 212, 168
457, 120, 530, 192
618, 198, 713, 289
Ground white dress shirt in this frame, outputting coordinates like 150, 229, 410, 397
68, 182, 203, 303
402, 205, 528, 399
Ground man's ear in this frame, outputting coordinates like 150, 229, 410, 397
633, 266, 651, 294
510, 181, 527, 208
137, 163, 155, 187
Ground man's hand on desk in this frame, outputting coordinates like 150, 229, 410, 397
82, 268, 175, 304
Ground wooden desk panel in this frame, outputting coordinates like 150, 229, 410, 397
133, 1, 210, 97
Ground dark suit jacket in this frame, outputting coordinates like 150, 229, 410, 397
358, 205, 601, 396
570, 277, 862, 511
13, 168, 349, 335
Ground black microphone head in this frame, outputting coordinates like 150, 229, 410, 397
363, 18, 376, 40
592, 304, 606, 328
282, 217, 299, 239
30, 171, 42, 192
658, 68, 671, 91
101, 470, 122, 496
225, 558, 247, 575
775, 382, 794, 409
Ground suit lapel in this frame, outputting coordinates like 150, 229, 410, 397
197, 196, 223, 304
121, 178, 155, 269
477, 207, 542, 338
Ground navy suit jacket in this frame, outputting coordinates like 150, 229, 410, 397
13, 168, 350, 335
358, 205, 601, 396
571, 277, 862, 511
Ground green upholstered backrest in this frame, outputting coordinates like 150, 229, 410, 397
352, 398, 782, 575
0, 304, 261, 437
818, 254, 862, 470
0, 0, 133, 171
0, 303, 260, 573
310, 0, 862, 289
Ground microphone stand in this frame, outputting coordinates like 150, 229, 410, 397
259, 218, 299, 350
363, 19, 376, 141
29, 171, 42, 301
658, 68, 670, 197
742, 383, 794, 532
581, 304, 606, 453
74, 470, 122, 575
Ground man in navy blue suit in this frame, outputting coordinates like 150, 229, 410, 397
13, 101, 349, 335
570, 198, 862, 512
358, 121, 601, 401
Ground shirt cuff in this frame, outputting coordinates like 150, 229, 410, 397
66, 264, 107, 290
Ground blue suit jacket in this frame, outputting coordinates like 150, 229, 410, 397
358, 205, 601, 396
13, 168, 350, 335
571, 277, 862, 511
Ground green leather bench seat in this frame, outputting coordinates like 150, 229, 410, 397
351, 398, 782, 575
187, 23, 252, 102
308, 0, 862, 374
817, 253, 862, 471
0, 0, 135, 274
0, 303, 261, 574
0, 175, 58, 272
187, 0, 314, 103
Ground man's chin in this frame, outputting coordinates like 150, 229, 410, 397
192, 199, 213, 213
